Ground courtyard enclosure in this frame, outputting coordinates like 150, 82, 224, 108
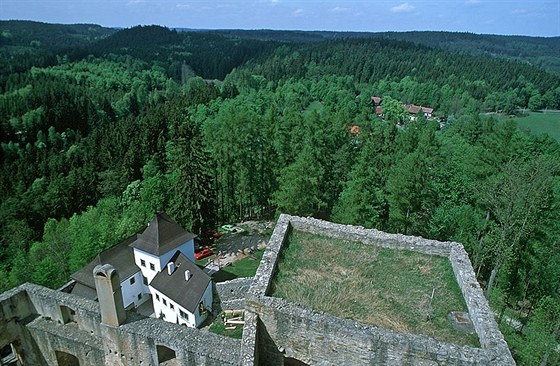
241, 214, 515, 366
272, 230, 479, 346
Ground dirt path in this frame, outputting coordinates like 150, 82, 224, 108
203, 221, 272, 274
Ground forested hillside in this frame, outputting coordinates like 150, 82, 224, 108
210, 29, 560, 75
1, 22, 559, 365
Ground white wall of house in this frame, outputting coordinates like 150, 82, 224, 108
120, 271, 150, 309
133, 250, 162, 283
132, 239, 195, 283
150, 288, 196, 327
193, 282, 213, 328
158, 239, 195, 266
149, 281, 212, 328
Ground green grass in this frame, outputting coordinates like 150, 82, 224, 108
208, 318, 244, 339
512, 112, 560, 141
213, 249, 265, 283
272, 231, 480, 347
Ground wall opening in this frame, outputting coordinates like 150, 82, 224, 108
156, 345, 176, 364
1, 343, 20, 366
284, 357, 309, 366
55, 351, 80, 366
60, 305, 76, 324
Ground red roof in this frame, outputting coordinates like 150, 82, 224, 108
375, 106, 383, 115
405, 104, 433, 115
348, 125, 361, 135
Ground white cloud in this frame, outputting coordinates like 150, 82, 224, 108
466, 0, 480, 3
127, 0, 145, 6
331, 6, 350, 13
293, 8, 304, 16
511, 8, 527, 15
176, 3, 190, 9
270, 0, 280, 3
390, 2, 415, 13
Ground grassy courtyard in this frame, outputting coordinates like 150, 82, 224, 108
213, 249, 265, 283
271, 231, 479, 347
209, 317, 244, 339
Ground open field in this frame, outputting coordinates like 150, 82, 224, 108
511, 111, 560, 141
271, 231, 480, 347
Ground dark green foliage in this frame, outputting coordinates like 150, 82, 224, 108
1, 24, 560, 362
0, 20, 115, 49
211, 29, 560, 75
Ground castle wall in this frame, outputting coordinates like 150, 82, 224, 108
242, 214, 515, 366
248, 296, 488, 366
0, 214, 515, 366
1, 283, 242, 365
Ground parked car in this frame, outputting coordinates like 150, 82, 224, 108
194, 248, 213, 260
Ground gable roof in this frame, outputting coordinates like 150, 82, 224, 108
129, 212, 197, 256
150, 251, 211, 313
70, 234, 139, 298
405, 104, 421, 114
371, 96, 382, 104
405, 104, 434, 115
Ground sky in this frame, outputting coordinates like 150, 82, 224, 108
1, 0, 559, 37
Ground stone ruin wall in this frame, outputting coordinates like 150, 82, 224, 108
0, 283, 241, 365
241, 214, 515, 366
216, 277, 253, 311
0, 214, 515, 366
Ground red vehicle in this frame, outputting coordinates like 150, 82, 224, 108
194, 248, 213, 260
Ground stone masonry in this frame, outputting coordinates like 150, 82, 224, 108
0, 214, 514, 365
241, 214, 515, 366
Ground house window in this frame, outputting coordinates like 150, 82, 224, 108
170, 303, 174, 310
179, 310, 187, 319
156, 294, 160, 301
138, 293, 142, 301
199, 302, 207, 315
150, 263, 155, 271
163, 298, 167, 306
130, 277, 135, 285
140, 259, 146, 267
143, 276, 148, 285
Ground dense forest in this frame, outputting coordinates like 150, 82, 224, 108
209, 29, 560, 75
1, 21, 559, 365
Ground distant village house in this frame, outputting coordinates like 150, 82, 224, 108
404, 104, 434, 119
371, 95, 435, 120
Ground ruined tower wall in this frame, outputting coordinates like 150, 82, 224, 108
1, 283, 242, 365
248, 297, 489, 366
242, 214, 515, 366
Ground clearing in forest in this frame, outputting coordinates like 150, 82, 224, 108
271, 230, 480, 347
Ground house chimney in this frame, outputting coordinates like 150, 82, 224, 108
185, 270, 192, 281
93, 264, 126, 327
167, 262, 175, 275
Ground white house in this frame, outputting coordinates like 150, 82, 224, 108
70, 212, 212, 328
